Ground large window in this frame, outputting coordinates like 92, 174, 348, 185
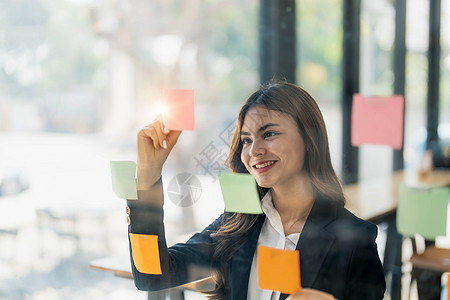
297, 0, 343, 175
404, 0, 430, 170
440, 0, 450, 135
359, 0, 395, 179
0, 1, 258, 298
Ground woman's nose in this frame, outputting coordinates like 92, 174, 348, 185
249, 140, 265, 157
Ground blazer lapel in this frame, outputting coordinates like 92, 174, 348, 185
230, 214, 265, 300
279, 197, 336, 300
299, 197, 336, 287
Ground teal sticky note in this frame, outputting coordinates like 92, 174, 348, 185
397, 184, 449, 240
110, 161, 137, 200
219, 173, 263, 214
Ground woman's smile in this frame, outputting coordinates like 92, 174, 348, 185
252, 160, 278, 173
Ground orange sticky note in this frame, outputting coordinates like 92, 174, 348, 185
257, 245, 301, 294
351, 94, 404, 149
129, 233, 162, 275
447, 273, 450, 300
162, 88, 195, 131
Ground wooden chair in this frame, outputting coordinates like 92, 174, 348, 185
396, 183, 450, 299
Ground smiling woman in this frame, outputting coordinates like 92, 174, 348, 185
228, 82, 345, 206
127, 81, 386, 300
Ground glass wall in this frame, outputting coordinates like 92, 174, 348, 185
297, 0, 343, 174
403, 0, 429, 170
440, 0, 450, 137
358, 0, 448, 176
0, 0, 258, 298
0, 0, 446, 298
359, 0, 395, 179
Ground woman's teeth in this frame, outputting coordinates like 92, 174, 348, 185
255, 161, 275, 169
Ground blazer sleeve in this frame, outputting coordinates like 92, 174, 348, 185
344, 222, 386, 300
127, 199, 226, 291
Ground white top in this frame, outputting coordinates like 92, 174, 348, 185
247, 190, 301, 300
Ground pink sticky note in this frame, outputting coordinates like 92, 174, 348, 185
351, 94, 404, 149
162, 88, 195, 131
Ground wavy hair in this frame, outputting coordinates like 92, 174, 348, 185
205, 81, 345, 299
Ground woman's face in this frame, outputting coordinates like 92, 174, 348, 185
240, 105, 308, 189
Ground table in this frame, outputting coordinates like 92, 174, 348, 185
89, 255, 214, 300
90, 230, 215, 299
410, 246, 450, 272
343, 169, 450, 300
344, 170, 450, 222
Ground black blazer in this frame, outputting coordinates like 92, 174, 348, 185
128, 196, 386, 300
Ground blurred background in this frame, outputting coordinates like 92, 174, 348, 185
0, 0, 449, 299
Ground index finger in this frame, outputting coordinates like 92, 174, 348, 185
155, 114, 170, 135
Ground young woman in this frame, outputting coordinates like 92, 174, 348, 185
126, 82, 386, 300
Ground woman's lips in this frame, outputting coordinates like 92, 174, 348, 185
252, 160, 277, 173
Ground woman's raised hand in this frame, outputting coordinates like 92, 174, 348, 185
137, 115, 181, 190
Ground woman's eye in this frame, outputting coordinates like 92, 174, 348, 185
264, 132, 276, 139
241, 138, 252, 144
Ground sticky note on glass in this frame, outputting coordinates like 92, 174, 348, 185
162, 88, 195, 131
447, 273, 450, 300
257, 245, 301, 294
397, 184, 449, 240
351, 94, 404, 149
219, 173, 263, 214
129, 233, 162, 275
110, 161, 137, 200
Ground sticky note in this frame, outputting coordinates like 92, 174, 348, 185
129, 233, 162, 275
257, 245, 301, 294
397, 184, 449, 240
110, 161, 137, 200
351, 94, 404, 149
447, 273, 450, 300
162, 88, 195, 131
219, 173, 263, 214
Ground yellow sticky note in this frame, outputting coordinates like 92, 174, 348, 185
219, 173, 263, 214
110, 161, 137, 200
257, 245, 301, 294
129, 233, 162, 275
397, 184, 448, 240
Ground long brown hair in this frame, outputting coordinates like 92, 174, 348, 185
206, 81, 345, 299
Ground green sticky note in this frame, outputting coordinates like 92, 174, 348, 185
219, 173, 263, 214
397, 184, 449, 240
110, 161, 137, 200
